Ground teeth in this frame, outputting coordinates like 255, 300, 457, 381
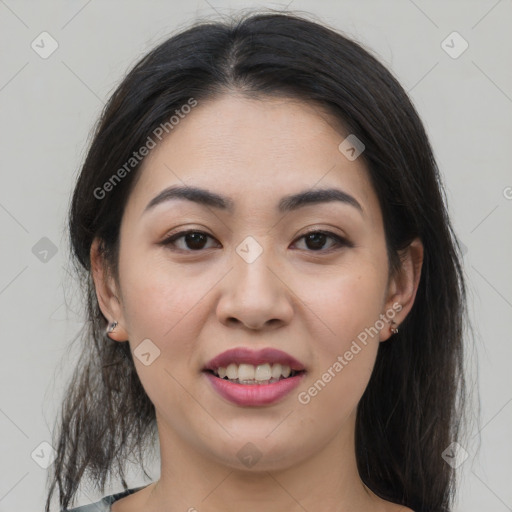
271, 364, 282, 379
226, 363, 238, 380
212, 362, 296, 382
255, 363, 272, 381
238, 363, 255, 381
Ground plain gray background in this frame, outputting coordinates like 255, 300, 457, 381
0, 1, 511, 511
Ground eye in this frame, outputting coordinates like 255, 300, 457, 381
293, 230, 352, 252
160, 230, 219, 251
160, 229, 352, 253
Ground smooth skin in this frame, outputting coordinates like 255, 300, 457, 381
91, 94, 422, 512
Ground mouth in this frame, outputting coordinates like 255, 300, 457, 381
202, 347, 307, 405
202, 346, 306, 383
203, 364, 305, 385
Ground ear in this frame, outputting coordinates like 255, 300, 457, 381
90, 237, 129, 342
379, 237, 424, 342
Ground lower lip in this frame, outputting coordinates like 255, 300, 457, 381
203, 371, 305, 406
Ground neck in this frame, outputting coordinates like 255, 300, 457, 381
144, 410, 385, 512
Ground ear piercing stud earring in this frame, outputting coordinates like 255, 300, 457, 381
390, 320, 399, 335
107, 321, 118, 334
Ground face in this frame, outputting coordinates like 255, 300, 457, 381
92, 94, 417, 472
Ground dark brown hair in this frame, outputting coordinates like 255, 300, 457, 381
45, 10, 471, 512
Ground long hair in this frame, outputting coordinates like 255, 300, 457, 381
45, 10, 470, 512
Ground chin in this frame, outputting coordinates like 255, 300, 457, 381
201, 432, 316, 473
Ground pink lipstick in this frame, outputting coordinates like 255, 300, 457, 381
202, 347, 307, 406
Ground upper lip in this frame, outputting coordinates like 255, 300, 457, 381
203, 347, 306, 372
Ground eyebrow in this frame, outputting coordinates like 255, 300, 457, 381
142, 185, 364, 216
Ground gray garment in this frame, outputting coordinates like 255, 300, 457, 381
62, 485, 150, 511
62, 484, 418, 511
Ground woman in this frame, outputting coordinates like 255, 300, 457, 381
45, 10, 469, 512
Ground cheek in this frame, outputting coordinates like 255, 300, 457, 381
119, 256, 208, 411
117, 251, 215, 405
295, 267, 385, 414
119, 243, 208, 337
306, 265, 386, 348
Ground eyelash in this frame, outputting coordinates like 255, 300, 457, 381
160, 229, 352, 254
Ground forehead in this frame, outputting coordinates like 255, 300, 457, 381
124, 94, 381, 224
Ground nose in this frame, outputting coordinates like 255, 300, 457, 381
215, 247, 294, 331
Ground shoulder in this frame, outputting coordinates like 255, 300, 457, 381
62, 485, 149, 512
63, 497, 110, 512
385, 503, 416, 512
